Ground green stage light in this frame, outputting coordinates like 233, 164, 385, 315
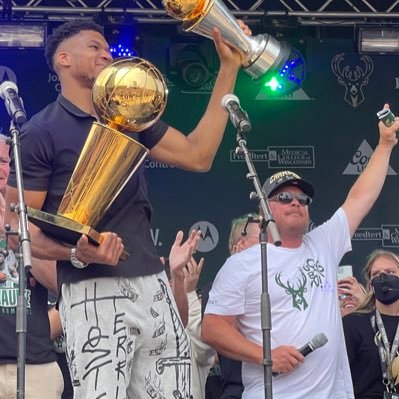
260, 48, 306, 96
264, 77, 282, 92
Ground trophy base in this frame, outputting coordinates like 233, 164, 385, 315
27, 207, 129, 261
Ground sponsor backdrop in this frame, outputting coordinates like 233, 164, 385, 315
1, 26, 399, 288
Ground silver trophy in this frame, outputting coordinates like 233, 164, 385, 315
163, 0, 294, 80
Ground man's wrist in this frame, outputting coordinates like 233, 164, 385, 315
376, 141, 395, 152
219, 57, 240, 71
171, 270, 185, 280
70, 247, 89, 269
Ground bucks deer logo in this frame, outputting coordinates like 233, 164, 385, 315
275, 269, 308, 311
331, 53, 374, 108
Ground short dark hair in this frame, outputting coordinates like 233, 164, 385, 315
45, 20, 104, 71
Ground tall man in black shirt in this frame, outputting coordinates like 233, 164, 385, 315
5, 20, 249, 398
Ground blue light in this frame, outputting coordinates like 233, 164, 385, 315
110, 44, 137, 58
262, 48, 306, 96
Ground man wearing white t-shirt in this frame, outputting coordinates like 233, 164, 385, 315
202, 105, 399, 399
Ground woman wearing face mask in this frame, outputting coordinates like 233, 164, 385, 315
343, 250, 399, 399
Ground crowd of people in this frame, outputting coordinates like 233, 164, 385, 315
0, 17, 399, 399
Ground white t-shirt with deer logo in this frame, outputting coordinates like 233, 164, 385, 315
206, 208, 354, 399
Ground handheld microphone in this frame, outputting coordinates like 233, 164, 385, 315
221, 94, 251, 133
298, 333, 328, 357
272, 333, 328, 376
0, 81, 27, 125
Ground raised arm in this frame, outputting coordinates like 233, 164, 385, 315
342, 104, 399, 236
149, 26, 250, 172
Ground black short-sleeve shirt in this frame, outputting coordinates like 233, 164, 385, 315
343, 310, 399, 398
8, 95, 169, 286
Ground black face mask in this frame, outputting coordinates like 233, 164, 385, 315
372, 273, 399, 305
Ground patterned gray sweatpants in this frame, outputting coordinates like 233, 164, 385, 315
59, 272, 192, 399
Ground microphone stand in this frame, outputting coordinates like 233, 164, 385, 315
7, 120, 32, 399
235, 127, 281, 399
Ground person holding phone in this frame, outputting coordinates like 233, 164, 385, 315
337, 266, 367, 317
338, 275, 367, 317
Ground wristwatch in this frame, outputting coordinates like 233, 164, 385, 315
70, 247, 88, 269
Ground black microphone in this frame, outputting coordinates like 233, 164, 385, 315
298, 333, 328, 357
221, 94, 251, 133
272, 333, 328, 376
0, 81, 27, 125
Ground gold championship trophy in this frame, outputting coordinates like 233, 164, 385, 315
163, 0, 293, 80
27, 57, 168, 260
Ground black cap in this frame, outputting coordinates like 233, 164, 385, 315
263, 170, 315, 199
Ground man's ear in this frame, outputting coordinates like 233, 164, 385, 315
55, 51, 71, 68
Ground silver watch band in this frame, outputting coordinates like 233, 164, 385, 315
70, 247, 88, 269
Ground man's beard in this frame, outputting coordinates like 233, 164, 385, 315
80, 74, 96, 88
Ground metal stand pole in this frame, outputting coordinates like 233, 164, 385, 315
8, 121, 33, 399
235, 128, 281, 399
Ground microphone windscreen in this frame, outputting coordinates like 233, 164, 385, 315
221, 93, 239, 111
311, 333, 328, 349
0, 81, 18, 99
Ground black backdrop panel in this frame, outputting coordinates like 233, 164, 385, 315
1, 32, 399, 287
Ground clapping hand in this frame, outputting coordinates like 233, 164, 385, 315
169, 230, 201, 277
184, 256, 205, 293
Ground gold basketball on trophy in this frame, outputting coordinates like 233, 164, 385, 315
92, 57, 168, 132
28, 57, 168, 260
163, 0, 211, 21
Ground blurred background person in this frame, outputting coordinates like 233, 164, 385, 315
165, 230, 215, 399
222, 213, 260, 398
228, 213, 261, 256
338, 276, 367, 317
201, 213, 261, 399
48, 295, 73, 399
343, 249, 399, 398
184, 256, 215, 399
0, 134, 10, 234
